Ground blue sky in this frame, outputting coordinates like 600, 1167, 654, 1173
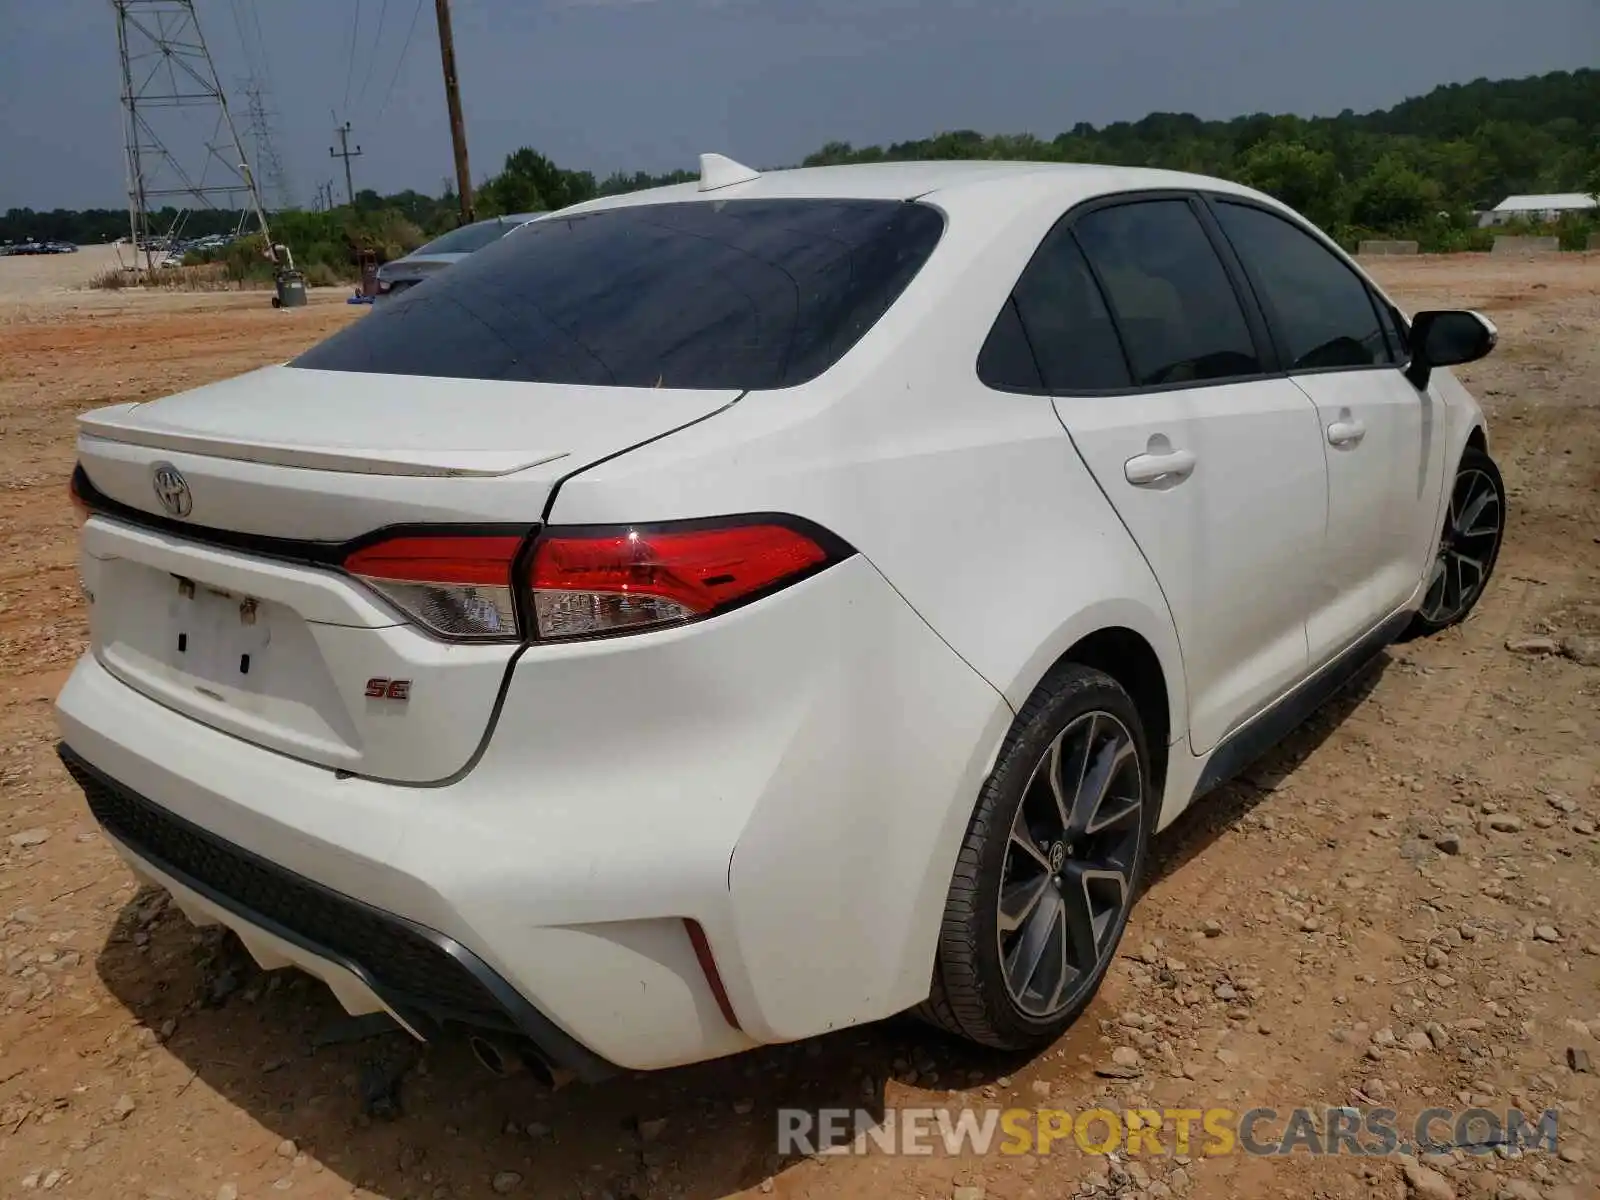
2, 0, 1596, 210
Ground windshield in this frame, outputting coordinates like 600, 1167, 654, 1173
292, 199, 946, 390
412, 219, 521, 257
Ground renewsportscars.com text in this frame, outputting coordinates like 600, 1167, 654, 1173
777, 1106, 1560, 1158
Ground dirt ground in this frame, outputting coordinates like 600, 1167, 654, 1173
1, 256, 1596, 1200
0, 246, 128, 303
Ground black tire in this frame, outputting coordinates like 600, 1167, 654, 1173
1404, 446, 1506, 639
919, 664, 1153, 1051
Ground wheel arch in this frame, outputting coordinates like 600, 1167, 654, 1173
1052, 628, 1170, 793
1465, 424, 1488, 456
1002, 613, 1182, 801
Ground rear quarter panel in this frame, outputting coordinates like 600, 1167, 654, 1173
544, 185, 1196, 1004
546, 183, 1191, 821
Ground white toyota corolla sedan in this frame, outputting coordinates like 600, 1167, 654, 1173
58, 156, 1504, 1082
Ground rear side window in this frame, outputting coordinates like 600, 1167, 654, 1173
1213, 201, 1394, 370
1073, 200, 1262, 387
983, 227, 1130, 391
293, 200, 946, 390
976, 298, 1045, 390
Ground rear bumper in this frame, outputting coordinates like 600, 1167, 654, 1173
56, 556, 1012, 1071
59, 746, 615, 1081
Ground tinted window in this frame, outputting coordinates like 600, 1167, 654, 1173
1073, 200, 1262, 387
294, 200, 945, 390
990, 227, 1130, 391
1213, 202, 1392, 370
413, 220, 522, 255
977, 297, 1044, 390
1375, 297, 1409, 361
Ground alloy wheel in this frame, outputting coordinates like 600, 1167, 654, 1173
1420, 466, 1503, 626
997, 711, 1144, 1019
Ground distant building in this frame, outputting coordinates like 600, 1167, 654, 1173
1478, 193, 1598, 227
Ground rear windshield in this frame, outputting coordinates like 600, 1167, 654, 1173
413, 220, 519, 256
293, 199, 946, 390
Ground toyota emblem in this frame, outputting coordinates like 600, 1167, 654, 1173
150, 462, 193, 518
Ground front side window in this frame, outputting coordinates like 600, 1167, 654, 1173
1072, 200, 1263, 387
1374, 296, 1410, 361
1212, 201, 1393, 370
294, 199, 946, 390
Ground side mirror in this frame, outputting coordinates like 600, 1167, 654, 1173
1405, 309, 1497, 389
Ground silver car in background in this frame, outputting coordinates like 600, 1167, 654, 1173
374, 212, 542, 300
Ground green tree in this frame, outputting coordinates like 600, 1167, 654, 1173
1234, 141, 1343, 225
19, 68, 1600, 251
1349, 155, 1441, 228
477, 148, 599, 218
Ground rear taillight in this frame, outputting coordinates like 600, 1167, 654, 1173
528, 520, 839, 641
343, 518, 848, 643
344, 535, 522, 640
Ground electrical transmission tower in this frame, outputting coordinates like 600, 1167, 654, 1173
113, 0, 269, 270
242, 81, 293, 211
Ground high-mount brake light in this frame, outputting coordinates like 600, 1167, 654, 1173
528, 520, 838, 641
343, 535, 522, 640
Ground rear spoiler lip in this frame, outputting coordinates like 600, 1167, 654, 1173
75, 422, 568, 479
70, 463, 536, 569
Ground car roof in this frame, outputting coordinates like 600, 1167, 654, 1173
554, 159, 1268, 217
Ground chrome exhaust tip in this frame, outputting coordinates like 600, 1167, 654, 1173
468, 1033, 572, 1089
468, 1033, 525, 1078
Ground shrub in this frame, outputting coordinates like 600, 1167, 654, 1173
302, 262, 343, 288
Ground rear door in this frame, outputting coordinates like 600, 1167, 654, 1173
1206, 197, 1448, 667
1012, 195, 1328, 754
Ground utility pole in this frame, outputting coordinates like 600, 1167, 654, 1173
434, 0, 474, 224
329, 121, 363, 206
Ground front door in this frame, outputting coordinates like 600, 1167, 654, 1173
1206, 198, 1449, 665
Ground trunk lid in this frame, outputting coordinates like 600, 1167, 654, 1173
77, 365, 739, 537
75, 366, 739, 782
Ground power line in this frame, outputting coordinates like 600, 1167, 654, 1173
375, 0, 425, 122
226, 0, 257, 77
248, 3, 271, 79
343, 0, 363, 114
355, 0, 390, 114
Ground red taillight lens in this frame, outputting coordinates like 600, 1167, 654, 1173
341, 519, 848, 643
344, 535, 522, 640
528, 521, 834, 641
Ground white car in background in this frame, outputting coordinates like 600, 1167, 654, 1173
59, 155, 1502, 1082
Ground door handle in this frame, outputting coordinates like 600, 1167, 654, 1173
1327, 418, 1366, 447
1124, 447, 1197, 486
